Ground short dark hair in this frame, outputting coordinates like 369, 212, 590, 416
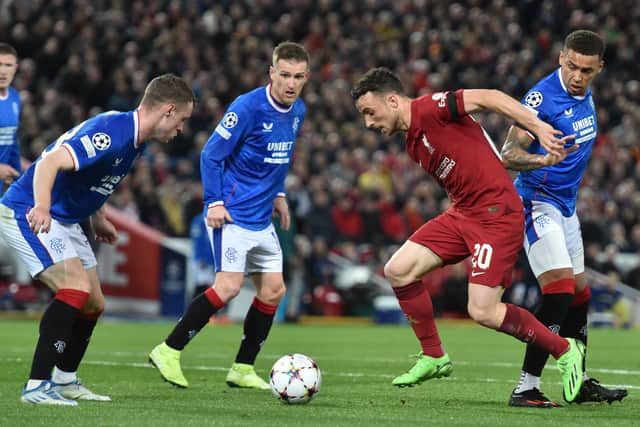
564, 30, 605, 59
0, 42, 18, 58
350, 67, 405, 101
140, 74, 195, 108
272, 41, 310, 66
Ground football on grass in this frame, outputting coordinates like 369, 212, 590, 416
269, 353, 321, 404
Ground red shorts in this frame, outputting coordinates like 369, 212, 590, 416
409, 208, 524, 288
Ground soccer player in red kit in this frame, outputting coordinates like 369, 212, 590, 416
351, 67, 585, 402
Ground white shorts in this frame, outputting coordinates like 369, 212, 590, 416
0, 203, 97, 277
206, 222, 282, 273
522, 200, 584, 278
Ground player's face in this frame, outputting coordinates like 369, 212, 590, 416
355, 92, 399, 136
269, 59, 308, 105
559, 49, 603, 96
0, 54, 18, 93
154, 102, 194, 143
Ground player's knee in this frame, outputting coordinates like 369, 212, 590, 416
467, 302, 497, 328
260, 283, 286, 305
383, 260, 408, 285
83, 295, 105, 314
214, 279, 242, 301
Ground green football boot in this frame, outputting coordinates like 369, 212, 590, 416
149, 342, 189, 388
557, 338, 584, 403
392, 352, 453, 387
226, 363, 270, 390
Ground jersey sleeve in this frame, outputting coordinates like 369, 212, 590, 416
201, 95, 254, 207
420, 90, 467, 123
55, 115, 121, 171
521, 89, 550, 122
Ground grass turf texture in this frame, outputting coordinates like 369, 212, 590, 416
1, 319, 638, 426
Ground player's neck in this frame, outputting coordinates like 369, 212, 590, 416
136, 107, 154, 142
398, 98, 412, 132
0, 87, 8, 98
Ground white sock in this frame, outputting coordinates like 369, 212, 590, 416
515, 371, 541, 393
52, 367, 77, 384
26, 379, 44, 390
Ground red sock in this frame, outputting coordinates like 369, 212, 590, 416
393, 281, 444, 358
499, 303, 569, 359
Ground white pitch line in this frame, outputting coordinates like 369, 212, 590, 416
3, 356, 640, 390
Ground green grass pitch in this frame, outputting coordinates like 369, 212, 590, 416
1, 319, 638, 426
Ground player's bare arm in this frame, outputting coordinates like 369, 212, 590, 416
28, 147, 75, 233
501, 125, 579, 171
90, 206, 118, 244
461, 89, 573, 156
0, 163, 19, 184
273, 196, 290, 231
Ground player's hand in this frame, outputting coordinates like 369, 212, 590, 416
206, 205, 233, 228
0, 164, 19, 185
273, 196, 290, 231
92, 216, 118, 245
534, 123, 575, 156
540, 140, 580, 167
27, 205, 52, 234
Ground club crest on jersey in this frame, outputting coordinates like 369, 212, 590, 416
525, 91, 543, 108
222, 112, 238, 129
432, 92, 446, 107
92, 132, 111, 150
292, 117, 300, 133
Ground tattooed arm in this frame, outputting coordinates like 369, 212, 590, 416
501, 125, 578, 171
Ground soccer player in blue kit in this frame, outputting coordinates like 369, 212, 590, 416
0, 74, 195, 405
0, 43, 21, 193
501, 30, 628, 407
150, 41, 309, 390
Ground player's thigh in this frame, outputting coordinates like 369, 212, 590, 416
384, 240, 443, 284
206, 223, 250, 273
0, 203, 88, 280
524, 201, 573, 277
37, 257, 91, 293
246, 223, 283, 274
563, 211, 585, 275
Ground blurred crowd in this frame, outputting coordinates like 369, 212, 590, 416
2, 0, 640, 314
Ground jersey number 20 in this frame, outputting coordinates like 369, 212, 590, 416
472, 243, 493, 270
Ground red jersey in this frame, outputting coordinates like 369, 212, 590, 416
405, 90, 521, 218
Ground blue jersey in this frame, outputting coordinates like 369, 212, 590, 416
514, 69, 597, 216
201, 84, 305, 231
1, 110, 145, 223
0, 86, 21, 172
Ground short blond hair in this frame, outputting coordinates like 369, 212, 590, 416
140, 74, 195, 108
272, 41, 310, 67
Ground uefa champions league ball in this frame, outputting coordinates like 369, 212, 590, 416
269, 353, 321, 404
